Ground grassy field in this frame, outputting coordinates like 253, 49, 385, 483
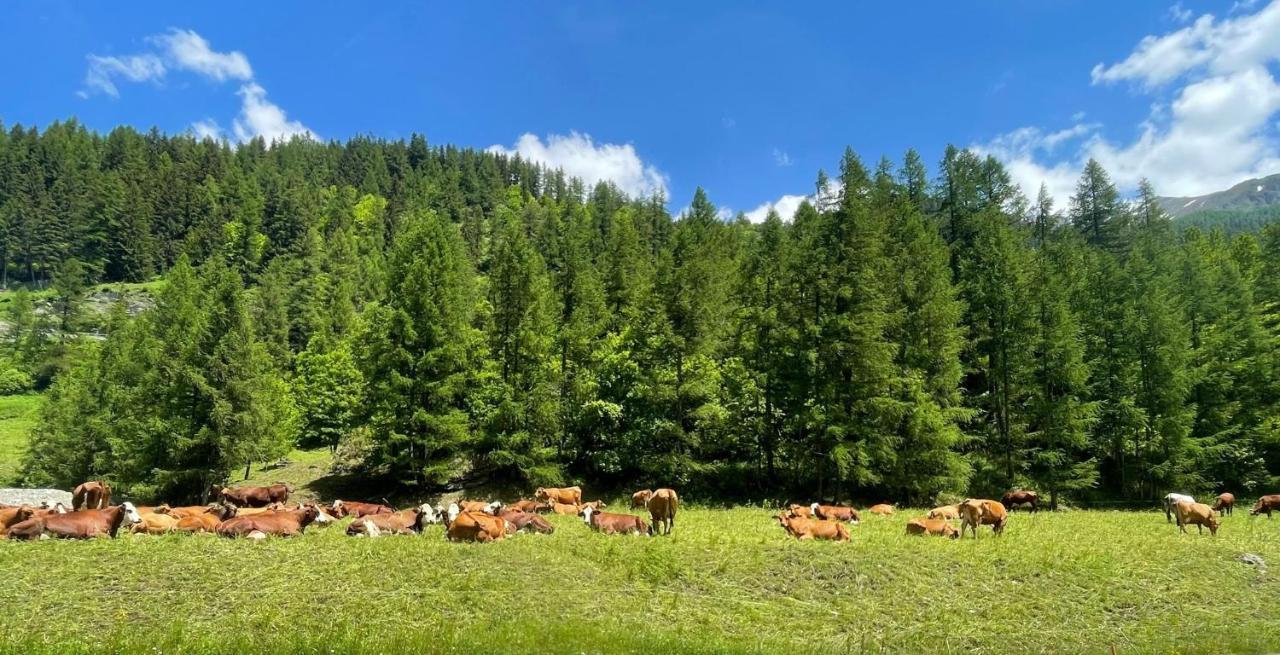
0, 393, 42, 484
1, 506, 1278, 654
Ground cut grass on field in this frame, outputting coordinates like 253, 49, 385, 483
0, 393, 42, 485
2, 508, 1278, 654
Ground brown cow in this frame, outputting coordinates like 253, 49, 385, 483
534, 486, 582, 505
906, 518, 960, 538
868, 504, 895, 516
581, 506, 648, 535
71, 480, 112, 510
347, 505, 439, 537
1212, 493, 1235, 516
774, 513, 850, 542
174, 505, 237, 533
233, 503, 289, 517
1251, 495, 1280, 518
446, 510, 508, 542
330, 500, 395, 519
1174, 501, 1219, 535
647, 488, 678, 536
786, 503, 813, 518
217, 484, 291, 508
215, 505, 319, 539
0, 505, 34, 538
811, 503, 860, 523
508, 499, 551, 513
959, 499, 1008, 538
632, 489, 654, 508
928, 505, 960, 520
498, 509, 555, 534
1001, 490, 1039, 512
458, 500, 503, 514
9, 503, 143, 540
131, 512, 181, 535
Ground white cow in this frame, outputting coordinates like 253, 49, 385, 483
1163, 493, 1195, 523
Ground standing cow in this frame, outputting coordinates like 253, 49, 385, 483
533, 486, 582, 505
1163, 493, 1195, 523
646, 488, 678, 536
959, 499, 1008, 538
71, 480, 112, 511
1001, 490, 1039, 512
1173, 501, 1219, 535
1251, 495, 1280, 518
1212, 493, 1235, 516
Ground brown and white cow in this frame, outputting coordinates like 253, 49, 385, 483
71, 480, 112, 510
959, 499, 1008, 538
1251, 495, 1280, 518
1173, 501, 1219, 535
346, 505, 439, 537
1001, 490, 1039, 512
216, 484, 291, 508
928, 505, 960, 521
330, 500, 395, 519
1212, 493, 1235, 516
646, 488, 678, 536
906, 518, 960, 538
581, 506, 648, 535
215, 505, 319, 539
811, 503, 860, 523
446, 510, 509, 542
774, 513, 850, 542
786, 503, 813, 518
8, 503, 142, 540
534, 486, 582, 505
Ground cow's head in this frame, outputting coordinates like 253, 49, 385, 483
484, 501, 503, 515
121, 502, 143, 525
810, 502, 820, 516
533, 488, 549, 501
579, 505, 596, 524
13, 505, 34, 523
329, 500, 348, 518
415, 504, 441, 529
446, 502, 460, 526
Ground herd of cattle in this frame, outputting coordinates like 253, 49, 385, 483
3, 481, 1279, 543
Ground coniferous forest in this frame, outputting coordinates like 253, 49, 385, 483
5, 119, 1280, 505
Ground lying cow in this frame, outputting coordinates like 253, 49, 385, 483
8, 502, 143, 540
498, 509, 555, 534
906, 518, 959, 538
1250, 494, 1280, 518
868, 504, 895, 516
174, 505, 237, 533
786, 503, 813, 518
347, 505, 439, 537
774, 513, 850, 542
534, 486, 582, 505
581, 506, 648, 535
508, 499, 551, 514
1001, 490, 1039, 512
131, 509, 182, 535
215, 505, 319, 539
330, 500, 395, 519
1163, 493, 1195, 523
0, 505, 34, 538
647, 488, 678, 536
959, 499, 1007, 538
1173, 501, 1219, 535
811, 503, 860, 523
458, 500, 503, 514
1212, 493, 1235, 516
217, 483, 291, 508
446, 510, 508, 542
928, 505, 960, 520
71, 480, 112, 510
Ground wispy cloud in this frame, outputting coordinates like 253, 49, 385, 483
1168, 2, 1193, 24
80, 54, 165, 98
772, 148, 793, 167
488, 131, 668, 198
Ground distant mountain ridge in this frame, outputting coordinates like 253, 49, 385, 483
1158, 173, 1280, 218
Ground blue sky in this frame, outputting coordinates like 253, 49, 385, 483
3, 1, 1280, 219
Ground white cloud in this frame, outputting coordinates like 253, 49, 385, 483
744, 193, 809, 223
79, 29, 313, 143
984, 0, 1280, 201
151, 29, 252, 81
232, 83, 315, 143
488, 132, 668, 198
80, 54, 165, 98
1168, 2, 1193, 24
772, 148, 794, 167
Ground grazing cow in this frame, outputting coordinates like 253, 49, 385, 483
216, 505, 319, 538
446, 510, 508, 542
498, 509, 555, 534
347, 505, 438, 537
868, 504, 895, 516
71, 480, 112, 510
1173, 501, 1219, 535
810, 503, 860, 524
906, 518, 960, 538
786, 503, 813, 518
1212, 493, 1235, 516
1163, 493, 1195, 523
581, 506, 649, 535
217, 484, 291, 508
330, 500, 395, 519
131, 512, 181, 535
0, 505, 34, 537
647, 488, 678, 536
1001, 490, 1039, 512
1251, 495, 1280, 518
928, 505, 960, 521
632, 489, 654, 508
958, 499, 1008, 538
774, 513, 850, 542
534, 486, 582, 505
508, 499, 551, 514
174, 505, 236, 533
10, 503, 143, 540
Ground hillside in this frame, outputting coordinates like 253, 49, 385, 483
1159, 173, 1280, 218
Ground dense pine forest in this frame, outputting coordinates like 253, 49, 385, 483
4, 119, 1279, 505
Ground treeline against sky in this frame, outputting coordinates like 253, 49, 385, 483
5, 120, 1279, 504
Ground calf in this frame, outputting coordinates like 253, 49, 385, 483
1001, 490, 1039, 512
534, 486, 582, 505
868, 504, 895, 516
774, 513, 850, 542
928, 505, 960, 520
1212, 493, 1235, 516
811, 503, 860, 523
647, 488, 678, 536
1163, 493, 1195, 523
217, 484, 291, 508
1251, 495, 1280, 518
446, 510, 508, 542
498, 509, 555, 534
1173, 501, 1219, 535
959, 499, 1008, 538
581, 506, 648, 535
330, 500, 395, 519
71, 480, 112, 510
216, 505, 319, 538
906, 518, 959, 538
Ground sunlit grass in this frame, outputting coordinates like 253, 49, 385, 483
1, 507, 1277, 654
0, 393, 42, 485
